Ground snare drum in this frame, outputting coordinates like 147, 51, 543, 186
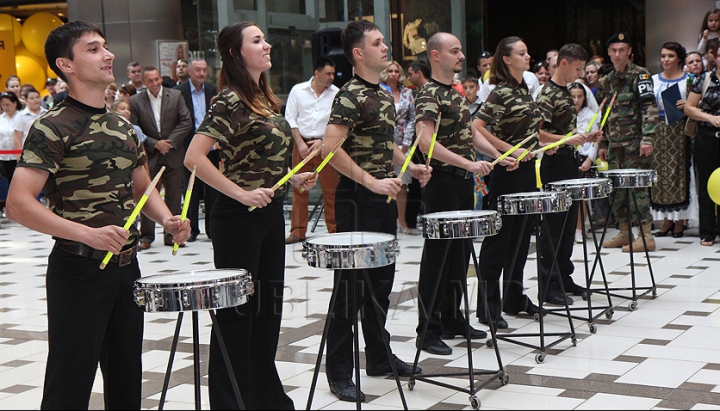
547, 178, 613, 201
134, 269, 254, 312
303, 232, 398, 270
497, 191, 573, 215
422, 210, 502, 239
599, 169, 657, 188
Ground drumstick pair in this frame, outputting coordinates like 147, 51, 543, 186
173, 166, 196, 256
100, 166, 166, 270
425, 113, 443, 168
299, 136, 348, 193
490, 134, 536, 166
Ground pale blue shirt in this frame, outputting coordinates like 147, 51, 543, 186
190, 81, 206, 131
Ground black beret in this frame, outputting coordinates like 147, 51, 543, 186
606, 32, 631, 48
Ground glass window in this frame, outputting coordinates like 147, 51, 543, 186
268, 28, 315, 97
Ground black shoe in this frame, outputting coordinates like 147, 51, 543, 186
188, 233, 199, 242
545, 292, 573, 306
328, 379, 365, 402
366, 355, 422, 376
653, 227, 672, 237
563, 281, 587, 297
416, 338, 453, 355
478, 316, 508, 329
441, 325, 487, 340
672, 229, 684, 238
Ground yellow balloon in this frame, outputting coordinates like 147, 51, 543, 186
0, 14, 22, 46
708, 168, 720, 205
21, 12, 63, 59
15, 52, 46, 91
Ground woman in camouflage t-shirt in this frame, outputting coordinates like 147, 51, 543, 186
185, 22, 315, 410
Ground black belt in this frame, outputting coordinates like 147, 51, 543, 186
55, 239, 137, 267
435, 164, 473, 179
551, 148, 578, 158
697, 126, 720, 138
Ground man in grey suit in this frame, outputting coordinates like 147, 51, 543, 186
174, 59, 218, 242
130, 66, 193, 248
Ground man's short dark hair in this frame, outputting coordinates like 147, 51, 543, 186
127, 61, 141, 71
408, 60, 430, 79
341, 20, 381, 65
557, 43, 588, 65
314, 57, 335, 73
462, 75, 478, 84
142, 66, 160, 77
45, 21, 105, 82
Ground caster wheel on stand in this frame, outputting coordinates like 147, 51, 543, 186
470, 395, 481, 410
408, 379, 415, 391
588, 323, 597, 334
571, 338, 578, 346
605, 309, 614, 319
500, 373, 509, 386
629, 300, 638, 311
486, 339, 494, 348
535, 352, 546, 363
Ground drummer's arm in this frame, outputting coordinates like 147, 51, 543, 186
324, 124, 402, 197
133, 166, 191, 246
472, 118, 520, 165
417, 118, 475, 170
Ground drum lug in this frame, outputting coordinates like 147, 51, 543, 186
181, 289, 191, 309
133, 288, 145, 308
153, 286, 164, 309
494, 216, 502, 232
607, 180, 614, 195
246, 280, 255, 296
651, 170, 658, 184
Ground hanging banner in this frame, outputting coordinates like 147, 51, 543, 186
156, 40, 188, 80
0, 30, 17, 92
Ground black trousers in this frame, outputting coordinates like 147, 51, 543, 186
477, 162, 536, 318
538, 153, 579, 292
41, 247, 143, 410
416, 170, 474, 341
405, 148, 425, 229
139, 161, 183, 244
694, 132, 720, 240
326, 177, 398, 383
208, 195, 294, 410
184, 150, 220, 237
1, 160, 16, 184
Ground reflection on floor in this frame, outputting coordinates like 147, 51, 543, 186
1, 213, 720, 410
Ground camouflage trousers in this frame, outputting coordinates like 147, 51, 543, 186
608, 142, 652, 224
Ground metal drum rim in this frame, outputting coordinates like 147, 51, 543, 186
136, 268, 250, 287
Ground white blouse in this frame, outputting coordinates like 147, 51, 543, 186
0, 113, 16, 161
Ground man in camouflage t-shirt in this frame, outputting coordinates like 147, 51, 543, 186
414, 32, 496, 356
320, 20, 429, 403
6, 22, 189, 409
536, 44, 599, 306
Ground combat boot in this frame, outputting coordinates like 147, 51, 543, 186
622, 222, 655, 253
603, 221, 632, 248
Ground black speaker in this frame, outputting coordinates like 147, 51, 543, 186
312, 28, 353, 89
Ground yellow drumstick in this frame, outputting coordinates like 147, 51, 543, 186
531, 130, 578, 155
299, 136, 348, 193
586, 95, 609, 133
425, 113, 443, 168
387, 124, 426, 203
173, 166, 196, 256
490, 134, 535, 166
600, 92, 618, 129
516, 142, 537, 162
100, 166, 166, 270
248, 145, 323, 212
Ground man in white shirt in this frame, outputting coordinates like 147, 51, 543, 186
285, 58, 340, 244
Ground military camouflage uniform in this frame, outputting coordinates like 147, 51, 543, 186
195, 88, 295, 409
536, 80, 581, 296
596, 62, 658, 224
324, 75, 402, 383
414, 79, 477, 345
17, 96, 146, 409
476, 83, 542, 320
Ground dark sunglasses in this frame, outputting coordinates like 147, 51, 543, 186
480, 51, 493, 58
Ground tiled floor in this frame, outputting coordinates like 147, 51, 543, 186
2, 210, 720, 410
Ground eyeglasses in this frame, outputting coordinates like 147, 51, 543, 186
480, 51, 493, 58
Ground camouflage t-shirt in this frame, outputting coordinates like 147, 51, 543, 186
476, 84, 541, 145
327, 75, 395, 179
196, 87, 292, 196
536, 80, 577, 151
415, 78, 475, 166
17, 96, 147, 244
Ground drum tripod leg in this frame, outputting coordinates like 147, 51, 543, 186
462, 240, 476, 394
159, 312, 184, 411
540, 216, 577, 340
363, 270, 409, 410
306, 272, 343, 410
192, 311, 201, 410
209, 310, 246, 410
629, 190, 657, 298
352, 271, 361, 411
586, 201, 613, 310
470, 244, 505, 374
411, 241, 452, 379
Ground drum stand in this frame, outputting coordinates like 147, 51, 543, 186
590, 187, 657, 310
409, 239, 507, 410
493, 214, 577, 364
157, 311, 245, 410
306, 269, 409, 410
542, 200, 615, 333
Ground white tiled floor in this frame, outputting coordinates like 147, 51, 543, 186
1, 211, 720, 409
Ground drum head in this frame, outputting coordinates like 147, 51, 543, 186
305, 232, 396, 247
137, 269, 248, 285
551, 178, 606, 186
423, 210, 496, 220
